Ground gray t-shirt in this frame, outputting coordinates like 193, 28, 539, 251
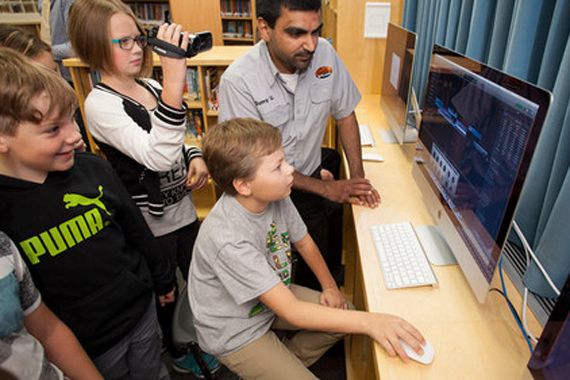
188, 194, 307, 356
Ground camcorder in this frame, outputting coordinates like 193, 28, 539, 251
146, 13, 212, 58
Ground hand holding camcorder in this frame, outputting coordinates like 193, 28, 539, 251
147, 25, 212, 59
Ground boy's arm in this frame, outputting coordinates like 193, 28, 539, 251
24, 302, 103, 379
293, 234, 345, 308
259, 282, 425, 362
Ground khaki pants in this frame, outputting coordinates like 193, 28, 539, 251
219, 285, 352, 380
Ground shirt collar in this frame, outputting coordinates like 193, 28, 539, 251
259, 40, 281, 89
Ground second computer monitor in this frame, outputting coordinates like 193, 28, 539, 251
412, 45, 551, 303
380, 22, 417, 144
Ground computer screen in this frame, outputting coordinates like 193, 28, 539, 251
379, 22, 417, 144
528, 274, 570, 379
412, 45, 551, 303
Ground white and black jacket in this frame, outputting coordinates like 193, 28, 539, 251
85, 78, 200, 236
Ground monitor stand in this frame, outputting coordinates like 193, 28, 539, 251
380, 126, 419, 144
415, 225, 457, 266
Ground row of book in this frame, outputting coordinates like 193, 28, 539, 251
220, 0, 251, 17
152, 67, 201, 102
222, 20, 253, 39
130, 3, 169, 22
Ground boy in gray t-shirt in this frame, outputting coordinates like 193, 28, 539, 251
189, 118, 427, 379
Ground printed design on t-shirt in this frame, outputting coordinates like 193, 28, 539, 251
315, 66, 333, 79
266, 222, 292, 286
248, 302, 265, 318
158, 155, 189, 206
18, 186, 111, 265
63, 185, 110, 215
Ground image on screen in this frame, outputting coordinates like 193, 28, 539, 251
416, 46, 549, 284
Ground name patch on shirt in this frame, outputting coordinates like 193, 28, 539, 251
315, 66, 333, 79
254, 95, 275, 106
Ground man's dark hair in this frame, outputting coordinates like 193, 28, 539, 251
256, 0, 321, 28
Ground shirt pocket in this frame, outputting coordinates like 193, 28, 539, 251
259, 104, 289, 128
310, 80, 333, 104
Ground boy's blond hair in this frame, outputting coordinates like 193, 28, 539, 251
68, 0, 152, 76
203, 118, 282, 195
0, 48, 77, 136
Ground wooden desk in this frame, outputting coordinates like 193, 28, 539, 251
345, 95, 540, 379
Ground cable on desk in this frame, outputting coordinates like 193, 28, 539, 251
494, 256, 534, 353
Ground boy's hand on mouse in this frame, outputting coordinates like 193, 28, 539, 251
187, 157, 209, 190
158, 288, 176, 307
367, 313, 425, 362
319, 286, 348, 309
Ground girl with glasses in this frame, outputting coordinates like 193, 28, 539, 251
68, 0, 219, 377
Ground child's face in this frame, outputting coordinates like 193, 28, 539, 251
108, 12, 144, 78
0, 93, 81, 183
248, 148, 295, 203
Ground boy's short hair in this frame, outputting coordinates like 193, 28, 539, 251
203, 118, 282, 196
0, 48, 77, 135
0, 25, 51, 59
256, 0, 321, 28
68, 0, 152, 76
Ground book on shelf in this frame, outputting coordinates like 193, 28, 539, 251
185, 109, 204, 144
185, 68, 200, 101
204, 67, 222, 111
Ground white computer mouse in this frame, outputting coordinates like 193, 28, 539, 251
400, 340, 435, 365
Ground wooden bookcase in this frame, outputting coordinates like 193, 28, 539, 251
63, 45, 251, 218
219, 0, 257, 45
0, 0, 42, 35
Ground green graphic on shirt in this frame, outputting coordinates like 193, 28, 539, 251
249, 302, 265, 318
18, 186, 110, 265
63, 185, 111, 215
266, 222, 291, 286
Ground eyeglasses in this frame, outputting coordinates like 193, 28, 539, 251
111, 35, 148, 50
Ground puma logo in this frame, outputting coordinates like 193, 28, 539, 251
63, 185, 111, 215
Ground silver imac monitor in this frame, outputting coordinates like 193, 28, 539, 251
380, 22, 417, 144
412, 45, 551, 303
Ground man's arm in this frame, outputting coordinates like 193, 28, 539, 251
336, 112, 381, 208
24, 302, 103, 379
259, 282, 425, 362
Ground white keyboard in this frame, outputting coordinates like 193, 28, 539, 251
370, 222, 438, 289
359, 124, 375, 146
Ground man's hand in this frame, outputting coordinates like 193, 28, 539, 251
319, 287, 348, 309
320, 169, 380, 208
320, 177, 377, 205
367, 313, 425, 362
158, 288, 176, 307
186, 157, 209, 190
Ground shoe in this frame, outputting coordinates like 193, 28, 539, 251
172, 352, 221, 378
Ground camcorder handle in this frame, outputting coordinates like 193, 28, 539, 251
147, 10, 212, 59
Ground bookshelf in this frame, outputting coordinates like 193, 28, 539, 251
124, 0, 169, 29
63, 46, 251, 218
0, 0, 42, 35
220, 0, 257, 45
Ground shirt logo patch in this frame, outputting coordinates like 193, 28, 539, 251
315, 66, 333, 79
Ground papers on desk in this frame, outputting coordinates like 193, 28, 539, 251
362, 152, 384, 162
359, 124, 375, 146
